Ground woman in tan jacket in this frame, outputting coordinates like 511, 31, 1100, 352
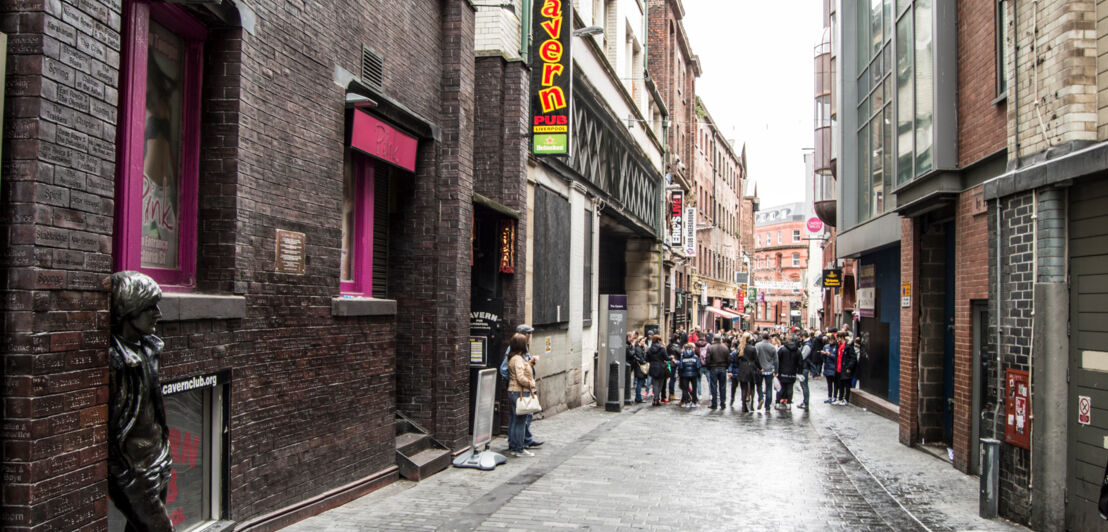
506, 333, 535, 457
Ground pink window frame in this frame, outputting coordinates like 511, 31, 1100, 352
114, 1, 206, 290
340, 156, 375, 296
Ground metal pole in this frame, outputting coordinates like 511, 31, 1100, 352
605, 361, 622, 412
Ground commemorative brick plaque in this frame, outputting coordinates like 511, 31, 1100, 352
275, 229, 306, 274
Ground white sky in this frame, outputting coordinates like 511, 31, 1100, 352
681, 0, 824, 208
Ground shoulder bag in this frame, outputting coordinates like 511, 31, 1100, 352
516, 391, 542, 415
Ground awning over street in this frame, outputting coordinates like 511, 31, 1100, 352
704, 306, 745, 320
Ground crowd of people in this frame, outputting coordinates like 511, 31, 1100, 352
500, 322, 863, 460
625, 325, 862, 412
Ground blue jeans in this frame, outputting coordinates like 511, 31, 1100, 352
507, 391, 530, 452
756, 372, 774, 410
799, 368, 815, 405
634, 376, 646, 401
709, 368, 727, 407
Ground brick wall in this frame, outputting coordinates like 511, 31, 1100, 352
952, 186, 989, 473
1, 0, 121, 529
1009, 0, 1096, 159
1, 0, 477, 529
957, 0, 1006, 166
987, 192, 1035, 525
1097, 0, 1108, 139
899, 217, 920, 445
916, 222, 947, 444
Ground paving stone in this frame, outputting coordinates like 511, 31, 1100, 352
284, 394, 1028, 532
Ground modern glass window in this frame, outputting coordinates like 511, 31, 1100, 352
856, 0, 894, 223
115, 1, 206, 287
893, 0, 935, 186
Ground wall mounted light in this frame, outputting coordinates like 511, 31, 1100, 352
573, 25, 604, 37
345, 92, 378, 109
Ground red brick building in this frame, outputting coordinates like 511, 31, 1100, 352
752, 203, 808, 330
0, 1, 480, 530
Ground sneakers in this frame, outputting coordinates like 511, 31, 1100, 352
798, 403, 809, 410
510, 449, 535, 457
824, 398, 833, 404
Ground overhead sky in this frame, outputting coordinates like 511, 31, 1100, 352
682, 0, 824, 209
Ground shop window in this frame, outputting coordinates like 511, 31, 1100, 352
114, 1, 206, 288
109, 372, 230, 531
341, 149, 390, 298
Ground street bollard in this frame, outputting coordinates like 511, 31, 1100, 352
605, 361, 621, 412
624, 361, 633, 404
980, 438, 1000, 518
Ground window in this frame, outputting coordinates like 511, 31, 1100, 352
115, 1, 206, 287
341, 150, 390, 297
777, 231, 782, 244
793, 229, 801, 241
792, 253, 800, 267
533, 186, 570, 324
995, 0, 1007, 97
110, 372, 230, 530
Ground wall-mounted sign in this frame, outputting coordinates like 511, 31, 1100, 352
1005, 369, 1030, 449
822, 269, 842, 288
498, 219, 516, 274
469, 336, 488, 366
684, 207, 697, 256
669, 190, 684, 247
807, 217, 823, 233
901, 282, 912, 308
858, 264, 875, 318
275, 229, 306, 274
1079, 395, 1093, 426
755, 281, 803, 291
350, 110, 418, 172
530, 0, 572, 155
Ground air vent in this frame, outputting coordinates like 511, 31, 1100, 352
361, 46, 383, 88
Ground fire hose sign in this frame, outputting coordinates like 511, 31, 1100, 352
1079, 395, 1092, 426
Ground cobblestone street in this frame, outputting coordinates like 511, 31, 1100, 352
285, 389, 1028, 532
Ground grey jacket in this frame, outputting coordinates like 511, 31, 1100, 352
754, 340, 778, 374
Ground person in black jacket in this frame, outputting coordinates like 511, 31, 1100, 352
677, 343, 701, 407
729, 332, 758, 412
776, 335, 803, 408
646, 335, 670, 406
834, 331, 858, 405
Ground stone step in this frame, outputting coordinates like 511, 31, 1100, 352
398, 446, 451, 481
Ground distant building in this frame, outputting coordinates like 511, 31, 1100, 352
752, 203, 808, 330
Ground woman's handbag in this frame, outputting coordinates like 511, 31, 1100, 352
638, 362, 651, 377
516, 392, 542, 415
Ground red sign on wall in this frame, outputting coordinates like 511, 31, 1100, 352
351, 110, 418, 172
1005, 368, 1030, 450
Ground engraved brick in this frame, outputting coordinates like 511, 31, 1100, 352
54, 166, 85, 190
43, 56, 74, 86
78, 0, 107, 24
9, 34, 43, 56
62, 3, 95, 36
58, 43, 90, 73
87, 137, 113, 161
57, 84, 91, 110
40, 141, 75, 166
89, 98, 115, 124
74, 71, 104, 100
76, 32, 106, 62
45, 16, 78, 45
34, 270, 67, 289
68, 232, 100, 252
55, 125, 88, 152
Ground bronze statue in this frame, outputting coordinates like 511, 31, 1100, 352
108, 271, 174, 532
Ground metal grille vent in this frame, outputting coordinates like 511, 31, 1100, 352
361, 46, 383, 88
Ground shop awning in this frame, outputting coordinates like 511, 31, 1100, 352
704, 306, 744, 320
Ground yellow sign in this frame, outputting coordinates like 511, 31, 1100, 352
901, 282, 911, 308
545, 337, 552, 353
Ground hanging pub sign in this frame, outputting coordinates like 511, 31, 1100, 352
530, 0, 572, 155
669, 191, 684, 247
822, 269, 842, 288
498, 219, 516, 274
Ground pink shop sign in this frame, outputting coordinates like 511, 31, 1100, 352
351, 110, 418, 172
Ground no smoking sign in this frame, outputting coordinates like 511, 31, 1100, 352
1079, 395, 1093, 426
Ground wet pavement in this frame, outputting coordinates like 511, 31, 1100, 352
284, 388, 1028, 531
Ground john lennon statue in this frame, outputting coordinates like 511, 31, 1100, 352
108, 271, 174, 532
